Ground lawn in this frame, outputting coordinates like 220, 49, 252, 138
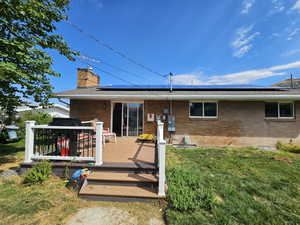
0, 140, 25, 172
166, 147, 300, 225
0, 141, 165, 225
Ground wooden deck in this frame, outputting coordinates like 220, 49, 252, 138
19, 137, 160, 201
103, 137, 155, 164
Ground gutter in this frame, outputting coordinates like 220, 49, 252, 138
54, 94, 300, 101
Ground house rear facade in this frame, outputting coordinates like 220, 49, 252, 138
56, 68, 300, 147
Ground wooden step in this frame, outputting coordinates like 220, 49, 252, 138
79, 184, 162, 202
87, 171, 158, 185
20, 162, 158, 178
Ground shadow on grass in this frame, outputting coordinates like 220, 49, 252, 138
0, 140, 25, 171
0, 140, 25, 156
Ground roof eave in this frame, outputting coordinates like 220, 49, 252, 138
54, 94, 300, 101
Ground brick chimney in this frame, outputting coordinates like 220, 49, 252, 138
77, 68, 100, 88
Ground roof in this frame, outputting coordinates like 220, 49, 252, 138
55, 85, 300, 101
16, 104, 70, 112
272, 78, 300, 89
99, 84, 283, 90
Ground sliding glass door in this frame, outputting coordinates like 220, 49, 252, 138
113, 102, 143, 136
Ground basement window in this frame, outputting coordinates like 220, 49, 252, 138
265, 102, 294, 119
189, 101, 218, 118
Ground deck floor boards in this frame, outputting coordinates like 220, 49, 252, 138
80, 184, 160, 199
103, 137, 155, 164
88, 171, 158, 182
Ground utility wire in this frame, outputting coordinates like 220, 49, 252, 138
78, 60, 138, 86
66, 21, 165, 78
77, 54, 156, 82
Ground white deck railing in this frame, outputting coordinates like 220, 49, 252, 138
24, 120, 104, 166
157, 120, 166, 197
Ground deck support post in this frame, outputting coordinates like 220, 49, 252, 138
158, 140, 166, 197
24, 120, 36, 163
95, 121, 103, 166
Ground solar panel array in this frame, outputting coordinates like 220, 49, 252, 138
99, 84, 283, 90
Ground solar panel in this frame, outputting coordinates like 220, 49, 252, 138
99, 84, 283, 90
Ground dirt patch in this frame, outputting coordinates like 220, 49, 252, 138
67, 206, 165, 225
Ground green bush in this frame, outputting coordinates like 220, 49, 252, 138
167, 168, 216, 212
23, 161, 52, 185
17, 111, 52, 138
276, 141, 300, 153
0, 127, 9, 143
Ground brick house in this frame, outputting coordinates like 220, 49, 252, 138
55, 68, 300, 147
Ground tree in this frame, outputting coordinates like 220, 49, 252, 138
0, 0, 78, 118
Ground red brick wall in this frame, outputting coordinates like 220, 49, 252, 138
70, 99, 300, 147
70, 99, 111, 129
144, 100, 300, 147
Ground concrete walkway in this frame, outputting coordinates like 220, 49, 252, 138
67, 207, 165, 225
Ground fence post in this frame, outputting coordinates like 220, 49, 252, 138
24, 120, 36, 163
158, 139, 166, 197
95, 121, 103, 166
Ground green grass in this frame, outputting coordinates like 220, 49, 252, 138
0, 141, 165, 225
0, 176, 165, 225
0, 140, 25, 172
0, 176, 81, 225
166, 147, 300, 225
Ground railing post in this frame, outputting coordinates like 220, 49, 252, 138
95, 121, 103, 166
158, 140, 166, 197
156, 120, 164, 166
157, 120, 164, 142
24, 120, 36, 163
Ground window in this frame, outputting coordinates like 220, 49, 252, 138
265, 102, 294, 118
189, 102, 217, 118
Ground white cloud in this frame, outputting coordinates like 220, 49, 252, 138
270, 0, 285, 13
231, 25, 260, 57
172, 73, 206, 85
173, 60, 300, 85
270, 32, 280, 39
78, 54, 101, 63
241, 0, 255, 14
281, 49, 300, 57
287, 28, 300, 40
291, 0, 300, 12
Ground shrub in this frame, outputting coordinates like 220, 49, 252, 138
17, 111, 52, 138
167, 168, 216, 212
0, 127, 9, 143
23, 161, 52, 185
276, 141, 300, 154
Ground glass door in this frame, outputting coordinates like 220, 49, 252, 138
121, 103, 143, 136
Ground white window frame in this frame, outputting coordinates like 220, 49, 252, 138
189, 101, 218, 118
265, 101, 295, 119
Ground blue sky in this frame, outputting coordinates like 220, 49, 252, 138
50, 0, 300, 94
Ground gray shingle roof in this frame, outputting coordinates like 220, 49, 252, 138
54, 87, 300, 100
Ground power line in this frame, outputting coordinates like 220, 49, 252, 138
77, 54, 156, 82
66, 20, 165, 78
78, 60, 137, 86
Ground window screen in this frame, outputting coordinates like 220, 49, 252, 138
204, 103, 217, 117
190, 102, 217, 117
190, 103, 203, 117
265, 102, 278, 118
265, 102, 294, 118
279, 103, 293, 117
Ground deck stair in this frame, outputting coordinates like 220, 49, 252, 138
79, 169, 162, 201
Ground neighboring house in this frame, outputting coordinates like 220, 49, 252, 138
16, 103, 69, 118
272, 78, 300, 89
55, 68, 300, 147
